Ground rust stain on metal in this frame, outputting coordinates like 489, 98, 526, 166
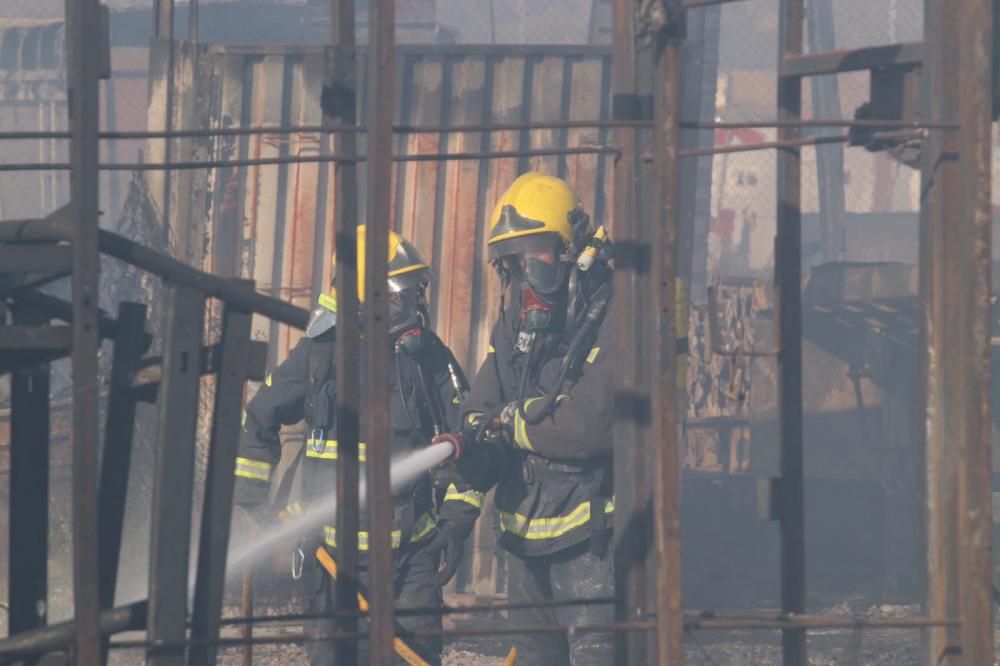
164, 47, 613, 374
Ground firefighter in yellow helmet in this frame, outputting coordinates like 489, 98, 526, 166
234, 226, 480, 665
434, 172, 617, 665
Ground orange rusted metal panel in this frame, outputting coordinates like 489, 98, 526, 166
167, 44, 613, 380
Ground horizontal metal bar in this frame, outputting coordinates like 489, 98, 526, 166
684, 0, 747, 7
109, 620, 656, 651
781, 41, 923, 78
685, 615, 960, 631
130, 340, 267, 400
12, 289, 128, 343
649, 134, 848, 160
0, 210, 310, 329
0, 245, 72, 274
0, 601, 147, 660
680, 118, 957, 130
219, 596, 618, 625
205, 43, 611, 58
107, 610, 958, 653
0, 119, 650, 142
2, 117, 955, 143
0, 147, 619, 172
0, 326, 72, 351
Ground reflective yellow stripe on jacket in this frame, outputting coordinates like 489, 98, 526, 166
443, 483, 484, 509
306, 439, 368, 461
512, 395, 569, 451
322, 512, 436, 551
234, 457, 272, 481
499, 498, 614, 540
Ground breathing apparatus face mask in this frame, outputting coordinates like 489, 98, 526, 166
502, 244, 568, 333
390, 286, 425, 352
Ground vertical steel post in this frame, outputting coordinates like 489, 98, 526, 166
610, 0, 649, 662
153, 0, 175, 251
364, 0, 396, 663
154, 0, 173, 37
776, 1, 806, 664
920, 0, 962, 661
98, 303, 148, 612
241, 567, 254, 666
328, 0, 362, 661
187, 0, 199, 43
190, 292, 254, 666
9, 304, 50, 643
955, 0, 994, 662
146, 285, 205, 666
651, 4, 685, 664
65, 0, 103, 661
678, 4, 721, 297
804, 0, 847, 263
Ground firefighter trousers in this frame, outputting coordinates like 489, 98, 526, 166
301, 541, 443, 666
506, 540, 614, 666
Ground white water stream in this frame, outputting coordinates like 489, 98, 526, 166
223, 440, 455, 578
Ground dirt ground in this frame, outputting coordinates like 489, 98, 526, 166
198, 603, 990, 666
96, 599, 997, 665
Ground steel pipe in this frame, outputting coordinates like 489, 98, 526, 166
0, 602, 146, 661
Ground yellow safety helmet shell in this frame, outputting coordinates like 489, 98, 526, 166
487, 172, 588, 260
308, 226, 431, 337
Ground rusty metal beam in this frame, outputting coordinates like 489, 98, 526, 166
920, 0, 963, 661
327, 0, 362, 661
650, 4, 685, 664
146, 285, 205, 666
8, 304, 51, 642
0, 117, 959, 142
776, 0, 806, 665
0, 218, 308, 328
955, 0, 995, 663
0, 245, 72, 274
65, 0, 103, 661
97, 303, 148, 617
0, 601, 147, 661
611, 0, 651, 662
364, 1, 396, 664
190, 293, 254, 666
781, 41, 923, 78
0, 326, 73, 350
0, 147, 620, 172
683, 0, 746, 7
153, 0, 173, 38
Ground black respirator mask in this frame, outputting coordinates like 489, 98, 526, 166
390, 286, 425, 353
505, 252, 567, 333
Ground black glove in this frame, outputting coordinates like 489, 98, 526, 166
430, 525, 465, 587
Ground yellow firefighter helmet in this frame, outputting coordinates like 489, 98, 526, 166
486, 172, 591, 262
307, 226, 431, 338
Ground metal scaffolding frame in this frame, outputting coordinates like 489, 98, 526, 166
0, 0, 994, 664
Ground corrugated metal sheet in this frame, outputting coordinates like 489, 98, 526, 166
165, 44, 614, 373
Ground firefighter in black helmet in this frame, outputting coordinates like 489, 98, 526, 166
233, 226, 481, 665
434, 172, 617, 665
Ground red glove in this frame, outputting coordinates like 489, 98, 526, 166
432, 432, 463, 463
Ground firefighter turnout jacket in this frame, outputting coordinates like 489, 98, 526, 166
461, 310, 614, 558
233, 327, 482, 553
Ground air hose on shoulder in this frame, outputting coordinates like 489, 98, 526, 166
515, 281, 612, 426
